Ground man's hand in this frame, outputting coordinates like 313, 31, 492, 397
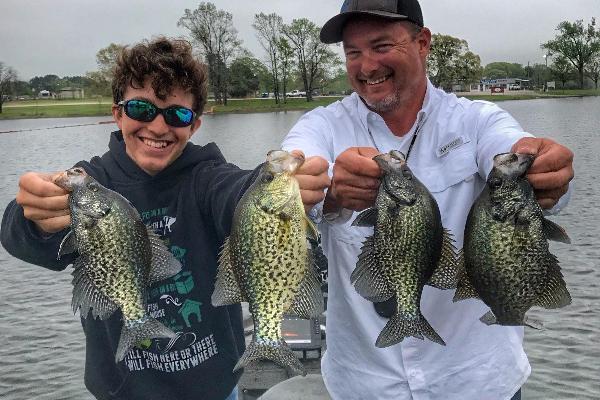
15, 172, 71, 234
325, 147, 382, 213
290, 151, 330, 214
511, 137, 574, 209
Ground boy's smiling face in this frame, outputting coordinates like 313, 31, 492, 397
112, 81, 201, 176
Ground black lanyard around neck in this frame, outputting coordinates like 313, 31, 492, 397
367, 113, 427, 162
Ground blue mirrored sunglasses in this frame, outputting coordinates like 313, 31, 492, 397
118, 99, 196, 127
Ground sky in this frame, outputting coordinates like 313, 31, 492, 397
1, 0, 598, 80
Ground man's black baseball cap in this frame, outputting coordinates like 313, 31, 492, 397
320, 0, 424, 44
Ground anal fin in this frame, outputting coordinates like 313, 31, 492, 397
147, 227, 182, 284
71, 257, 118, 319
212, 237, 245, 306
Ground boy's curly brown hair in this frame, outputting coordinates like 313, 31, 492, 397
112, 37, 207, 117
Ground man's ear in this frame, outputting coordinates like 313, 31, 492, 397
418, 27, 432, 57
112, 104, 123, 130
189, 117, 202, 139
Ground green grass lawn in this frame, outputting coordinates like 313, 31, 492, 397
205, 97, 343, 113
1, 89, 598, 120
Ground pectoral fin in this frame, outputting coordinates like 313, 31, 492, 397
58, 230, 78, 259
352, 207, 378, 227
542, 218, 571, 244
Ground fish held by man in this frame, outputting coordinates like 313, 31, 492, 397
454, 152, 571, 326
351, 150, 458, 348
53, 167, 182, 362
211, 150, 324, 376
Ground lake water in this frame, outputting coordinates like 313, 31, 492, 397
1, 97, 599, 399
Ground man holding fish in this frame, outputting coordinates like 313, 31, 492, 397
282, 0, 574, 399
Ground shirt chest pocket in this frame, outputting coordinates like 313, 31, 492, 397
416, 150, 479, 194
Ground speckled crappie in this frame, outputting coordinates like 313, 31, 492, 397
53, 167, 181, 362
454, 153, 571, 326
351, 150, 457, 348
211, 150, 324, 376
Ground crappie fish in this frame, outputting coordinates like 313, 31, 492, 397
53, 167, 181, 362
352, 150, 457, 347
211, 150, 324, 376
454, 153, 571, 326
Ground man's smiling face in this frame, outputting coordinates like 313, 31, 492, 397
343, 18, 430, 114
112, 81, 201, 176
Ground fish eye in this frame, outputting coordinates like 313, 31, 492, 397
262, 173, 274, 183
490, 177, 502, 188
88, 183, 99, 192
402, 169, 413, 179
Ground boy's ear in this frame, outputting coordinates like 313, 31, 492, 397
189, 118, 202, 139
112, 104, 123, 129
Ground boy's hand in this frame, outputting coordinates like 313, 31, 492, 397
15, 172, 71, 234
290, 150, 330, 214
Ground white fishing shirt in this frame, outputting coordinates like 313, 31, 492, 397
282, 80, 570, 400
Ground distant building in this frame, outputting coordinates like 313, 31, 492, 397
476, 78, 530, 92
38, 89, 53, 98
58, 87, 84, 99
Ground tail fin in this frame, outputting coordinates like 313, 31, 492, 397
116, 316, 177, 362
234, 338, 306, 376
376, 312, 446, 348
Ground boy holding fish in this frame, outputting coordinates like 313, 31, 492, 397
1, 37, 329, 400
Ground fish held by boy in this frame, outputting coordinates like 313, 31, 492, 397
53, 167, 182, 362
211, 150, 324, 376
351, 150, 458, 348
454, 152, 571, 327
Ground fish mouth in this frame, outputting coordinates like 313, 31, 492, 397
373, 151, 406, 173
266, 150, 305, 173
53, 167, 87, 191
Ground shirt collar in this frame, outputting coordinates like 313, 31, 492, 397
355, 78, 437, 134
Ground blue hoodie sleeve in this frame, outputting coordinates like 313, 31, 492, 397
195, 161, 261, 242
0, 200, 76, 271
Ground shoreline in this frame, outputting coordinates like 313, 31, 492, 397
1, 91, 598, 121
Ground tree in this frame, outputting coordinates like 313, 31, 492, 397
456, 51, 483, 88
550, 56, 575, 88
0, 62, 18, 113
283, 18, 341, 101
96, 43, 125, 82
228, 57, 267, 97
29, 74, 61, 94
483, 62, 526, 79
585, 53, 600, 89
276, 37, 295, 103
253, 12, 284, 103
179, 2, 243, 105
428, 34, 482, 90
542, 18, 600, 89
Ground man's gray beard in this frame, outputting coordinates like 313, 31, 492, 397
364, 92, 403, 113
